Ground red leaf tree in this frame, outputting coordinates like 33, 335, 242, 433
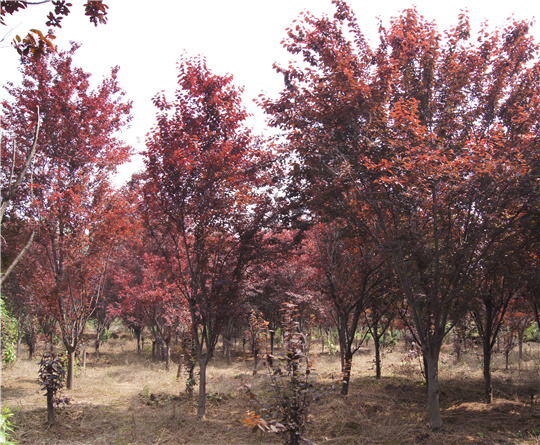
304, 220, 389, 394
263, 1, 540, 428
143, 55, 276, 419
2, 44, 133, 389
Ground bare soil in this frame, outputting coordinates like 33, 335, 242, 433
3, 331, 540, 444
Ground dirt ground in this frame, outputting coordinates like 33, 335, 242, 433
2, 331, 540, 445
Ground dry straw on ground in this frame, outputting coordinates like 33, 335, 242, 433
2, 331, 540, 444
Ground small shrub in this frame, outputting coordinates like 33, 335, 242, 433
242, 302, 319, 445
38, 352, 67, 425
1, 298, 18, 364
100, 328, 112, 343
325, 338, 339, 355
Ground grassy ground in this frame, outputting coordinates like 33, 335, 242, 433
2, 331, 540, 444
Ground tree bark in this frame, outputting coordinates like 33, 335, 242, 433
224, 336, 232, 365
177, 354, 184, 379
66, 348, 75, 390
197, 359, 208, 419
165, 340, 171, 371
341, 352, 352, 395
47, 388, 56, 426
483, 342, 493, 403
269, 330, 275, 356
135, 328, 142, 354
374, 333, 382, 379
253, 351, 259, 376
425, 348, 443, 429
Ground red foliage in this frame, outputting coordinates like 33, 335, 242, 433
264, 1, 540, 428
143, 54, 277, 418
2, 45, 133, 388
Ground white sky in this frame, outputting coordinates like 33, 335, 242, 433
1, 0, 539, 182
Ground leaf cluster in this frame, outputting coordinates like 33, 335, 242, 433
0, 405, 17, 445
0, 297, 18, 364
1, 1, 109, 60
38, 352, 66, 395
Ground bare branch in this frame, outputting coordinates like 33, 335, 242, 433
0, 106, 40, 224
0, 230, 34, 287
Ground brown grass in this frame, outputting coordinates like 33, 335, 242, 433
3, 332, 540, 445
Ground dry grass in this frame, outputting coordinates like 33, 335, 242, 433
3, 333, 540, 444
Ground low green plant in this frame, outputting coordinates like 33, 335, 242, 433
100, 328, 112, 343
1, 298, 18, 364
0, 405, 18, 444
325, 338, 339, 355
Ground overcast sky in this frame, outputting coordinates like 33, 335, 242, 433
1, 0, 539, 181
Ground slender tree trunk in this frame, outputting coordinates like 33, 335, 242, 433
518, 331, 524, 361
95, 336, 101, 357
425, 348, 443, 429
269, 330, 275, 356
66, 348, 75, 390
177, 354, 184, 379
341, 351, 352, 395
483, 341, 493, 403
197, 359, 208, 419
46, 388, 56, 425
222, 334, 226, 358
253, 350, 259, 376
224, 336, 231, 365
135, 328, 142, 354
479, 300, 494, 403
186, 360, 195, 398
423, 348, 442, 429
421, 352, 429, 388
16, 321, 23, 359
165, 341, 171, 372
374, 333, 382, 379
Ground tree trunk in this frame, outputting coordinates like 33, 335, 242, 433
177, 354, 184, 379
374, 331, 382, 379
483, 342, 493, 403
186, 360, 195, 398
425, 349, 443, 429
165, 341, 171, 372
454, 335, 462, 364
46, 388, 56, 425
95, 335, 101, 356
269, 330, 275, 356
253, 350, 259, 376
341, 352, 352, 395
224, 336, 231, 365
518, 331, 524, 361
16, 326, 22, 359
197, 359, 208, 419
135, 328, 142, 354
423, 354, 429, 388
66, 348, 75, 390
